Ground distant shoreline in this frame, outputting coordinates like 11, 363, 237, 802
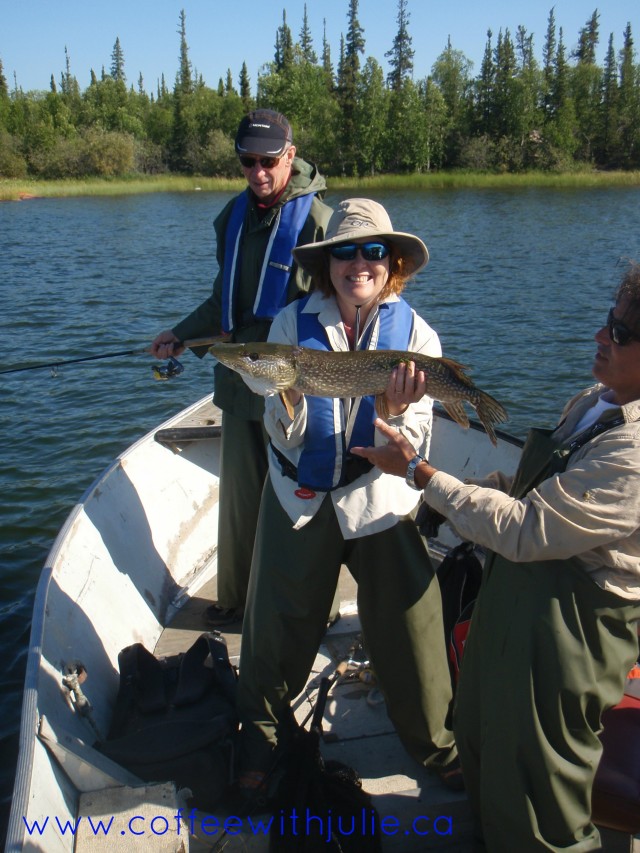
2, 170, 640, 202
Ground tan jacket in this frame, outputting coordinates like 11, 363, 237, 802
425, 384, 640, 599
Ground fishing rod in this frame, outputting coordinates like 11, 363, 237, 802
0, 337, 226, 377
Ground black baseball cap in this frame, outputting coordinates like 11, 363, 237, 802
235, 110, 293, 157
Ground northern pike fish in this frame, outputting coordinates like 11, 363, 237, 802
210, 342, 508, 446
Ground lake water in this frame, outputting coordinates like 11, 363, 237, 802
1, 185, 640, 835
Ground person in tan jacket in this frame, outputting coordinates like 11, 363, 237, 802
353, 260, 640, 851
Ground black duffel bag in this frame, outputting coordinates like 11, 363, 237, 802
98, 631, 237, 811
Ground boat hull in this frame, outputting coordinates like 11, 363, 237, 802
6, 399, 521, 852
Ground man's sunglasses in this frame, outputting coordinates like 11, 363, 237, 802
607, 308, 640, 346
239, 155, 281, 169
329, 242, 390, 262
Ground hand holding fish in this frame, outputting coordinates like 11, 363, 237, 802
384, 362, 428, 416
352, 418, 437, 488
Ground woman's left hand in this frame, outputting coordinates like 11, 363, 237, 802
384, 361, 427, 416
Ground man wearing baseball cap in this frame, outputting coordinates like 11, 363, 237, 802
151, 109, 336, 627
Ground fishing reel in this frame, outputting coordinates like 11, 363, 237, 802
152, 356, 185, 381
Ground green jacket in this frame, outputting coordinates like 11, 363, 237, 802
173, 157, 332, 420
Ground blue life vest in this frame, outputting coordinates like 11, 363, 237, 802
221, 191, 315, 332
294, 297, 414, 491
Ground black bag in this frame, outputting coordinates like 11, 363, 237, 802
436, 541, 483, 684
269, 678, 382, 853
98, 631, 237, 811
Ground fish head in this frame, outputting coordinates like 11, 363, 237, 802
209, 342, 299, 395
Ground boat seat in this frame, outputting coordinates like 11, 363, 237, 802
154, 425, 221, 447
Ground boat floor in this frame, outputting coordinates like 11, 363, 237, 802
154, 570, 635, 853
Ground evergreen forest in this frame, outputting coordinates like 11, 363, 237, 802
1, 1, 639, 180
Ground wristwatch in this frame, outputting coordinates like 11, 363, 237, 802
405, 454, 424, 490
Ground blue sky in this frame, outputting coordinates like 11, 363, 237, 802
3, 1, 637, 95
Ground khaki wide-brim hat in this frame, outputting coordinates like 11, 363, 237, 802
293, 198, 429, 278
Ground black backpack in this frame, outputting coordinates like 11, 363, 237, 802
98, 631, 237, 811
436, 541, 483, 685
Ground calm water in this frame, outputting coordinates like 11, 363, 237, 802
1, 186, 640, 835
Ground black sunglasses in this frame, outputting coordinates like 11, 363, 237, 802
239, 155, 281, 169
607, 308, 640, 346
329, 242, 390, 262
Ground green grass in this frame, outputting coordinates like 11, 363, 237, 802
2, 169, 640, 201
331, 169, 640, 191
0, 174, 244, 201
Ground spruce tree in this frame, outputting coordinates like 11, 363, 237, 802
571, 10, 602, 162
239, 61, 252, 111
299, 4, 317, 64
618, 23, 640, 167
599, 32, 619, 163
176, 9, 193, 95
492, 28, 519, 141
275, 10, 294, 72
573, 10, 600, 65
545, 27, 580, 166
474, 30, 495, 135
542, 7, 557, 119
111, 37, 126, 83
322, 19, 334, 84
171, 9, 195, 171
552, 27, 569, 110
385, 0, 414, 91
60, 46, 80, 98
338, 0, 365, 172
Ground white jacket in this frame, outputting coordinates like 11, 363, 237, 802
260, 291, 441, 538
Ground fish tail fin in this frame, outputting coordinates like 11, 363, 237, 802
442, 401, 470, 430
474, 391, 509, 447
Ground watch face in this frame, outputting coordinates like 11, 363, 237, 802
406, 455, 421, 489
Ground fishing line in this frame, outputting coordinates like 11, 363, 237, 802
0, 347, 150, 375
0, 336, 227, 376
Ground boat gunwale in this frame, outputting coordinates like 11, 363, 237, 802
5, 395, 219, 851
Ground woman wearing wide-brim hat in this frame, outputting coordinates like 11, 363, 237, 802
234, 198, 461, 800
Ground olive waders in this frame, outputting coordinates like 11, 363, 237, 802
237, 478, 457, 774
216, 413, 340, 620
454, 427, 640, 852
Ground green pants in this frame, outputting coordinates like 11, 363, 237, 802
237, 476, 456, 773
216, 411, 270, 609
455, 556, 640, 852
216, 414, 339, 619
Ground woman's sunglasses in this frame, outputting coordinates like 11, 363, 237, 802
607, 308, 640, 346
238, 155, 281, 169
329, 242, 390, 262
